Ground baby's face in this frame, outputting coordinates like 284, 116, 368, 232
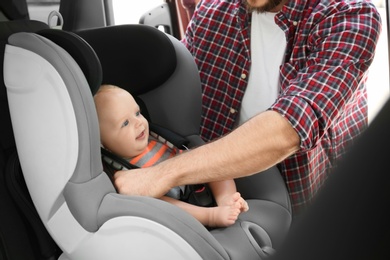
95, 88, 149, 158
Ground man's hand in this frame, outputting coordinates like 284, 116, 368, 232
113, 168, 168, 198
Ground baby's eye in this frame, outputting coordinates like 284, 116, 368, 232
135, 110, 141, 117
122, 119, 129, 128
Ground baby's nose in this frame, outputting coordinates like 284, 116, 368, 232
134, 117, 143, 126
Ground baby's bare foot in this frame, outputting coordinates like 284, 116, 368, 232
207, 202, 241, 227
238, 197, 249, 212
219, 192, 240, 206
219, 192, 249, 212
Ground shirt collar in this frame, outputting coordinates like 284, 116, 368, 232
280, 0, 320, 23
234, 0, 319, 28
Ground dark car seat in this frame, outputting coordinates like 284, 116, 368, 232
0, 0, 29, 21
3, 24, 292, 259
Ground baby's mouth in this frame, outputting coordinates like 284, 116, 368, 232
136, 130, 145, 140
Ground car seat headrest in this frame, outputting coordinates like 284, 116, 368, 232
76, 24, 177, 96
37, 29, 103, 95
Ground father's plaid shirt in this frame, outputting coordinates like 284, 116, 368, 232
182, 0, 382, 214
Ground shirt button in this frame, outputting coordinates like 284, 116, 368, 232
230, 108, 236, 114
241, 73, 247, 79
292, 21, 298, 26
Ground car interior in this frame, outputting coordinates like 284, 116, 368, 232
0, 0, 389, 259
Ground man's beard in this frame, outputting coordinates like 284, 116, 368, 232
244, 0, 283, 13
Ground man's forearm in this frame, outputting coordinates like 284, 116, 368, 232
159, 110, 300, 189
114, 111, 300, 197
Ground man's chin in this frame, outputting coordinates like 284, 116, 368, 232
245, 0, 284, 13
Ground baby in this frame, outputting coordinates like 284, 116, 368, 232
94, 84, 248, 227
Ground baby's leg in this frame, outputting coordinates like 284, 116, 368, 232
206, 202, 241, 227
161, 196, 241, 227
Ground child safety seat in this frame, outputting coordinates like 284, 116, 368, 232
4, 24, 292, 259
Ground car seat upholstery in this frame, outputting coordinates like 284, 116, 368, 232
0, 0, 29, 21
0, 20, 64, 260
0, 20, 48, 154
4, 24, 292, 259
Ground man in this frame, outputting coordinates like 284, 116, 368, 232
114, 0, 381, 215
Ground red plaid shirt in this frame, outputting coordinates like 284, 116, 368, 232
182, 0, 381, 214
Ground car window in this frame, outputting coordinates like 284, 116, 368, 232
27, 0, 60, 23
367, 0, 389, 122
26, 0, 164, 27
112, 0, 164, 25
